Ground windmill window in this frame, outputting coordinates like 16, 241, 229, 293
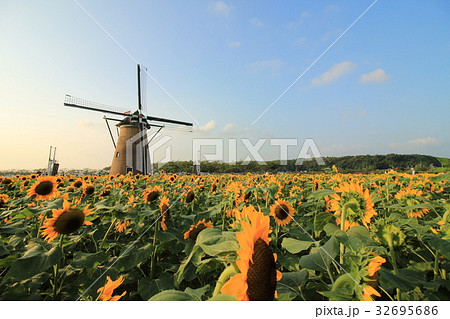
116, 152, 120, 158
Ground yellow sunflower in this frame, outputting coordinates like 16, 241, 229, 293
27, 176, 60, 201
221, 206, 282, 301
330, 182, 377, 231
360, 253, 386, 301
269, 200, 295, 226
115, 220, 130, 233
97, 276, 126, 301
159, 195, 170, 231
395, 188, 429, 218
41, 200, 93, 242
185, 189, 195, 203
0, 194, 9, 206
184, 219, 214, 241
142, 185, 162, 203
82, 184, 95, 196
70, 178, 85, 189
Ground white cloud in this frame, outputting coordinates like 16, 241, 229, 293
197, 120, 217, 132
208, 1, 232, 15
286, 11, 309, 29
360, 68, 390, 83
222, 123, 254, 136
293, 37, 307, 46
408, 137, 440, 146
389, 137, 440, 149
341, 109, 368, 120
247, 59, 283, 75
324, 5, 340, 13
320, 28, 343, 42
223, 123, 235, 132
228, 41, 241, 48
311, 61, 356, 86
250, 18, 263, 27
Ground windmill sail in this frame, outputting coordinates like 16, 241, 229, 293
64, 63, 193, 176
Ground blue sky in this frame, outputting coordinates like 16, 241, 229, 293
1, 0, 449, 169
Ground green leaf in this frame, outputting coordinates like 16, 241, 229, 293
281, 238, 313, 254
156, 230, 178, 243
195, 228, 239, 256
0, 241, 9, 257
277, 252, 300, 271
379, 268, 416, 291
196, 258, 222, 275
308, 189, 336, 200
299, 236, 338, 272
184, 285, 210, 301
207, 294, 237, 301
314, 212, 334, 232
423, 235, 450, 259
0, 255, 17, 268
138, 273, 174, 300
4, 243, 63, 282
148, 289, 194, 301
324, 223, 340, 236
0, 225, 25, 234
346, 225, 371, 241
175, 246, 202, 286
11, 208, 34, 221
70, 251, 108, 269
276, 270, 309, 301
332, 273, 359, 294
112, 243, 153, 271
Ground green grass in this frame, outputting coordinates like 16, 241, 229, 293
429, 157, 450, 173
437, 157, 450, 167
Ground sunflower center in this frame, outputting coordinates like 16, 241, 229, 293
186, 190, 195, 203
35, 181, 54, 196
73, 181, 83, 188
275, 204, 289, 221
85, 186, 95, 195
146, 191, 159, 202
53, 209, 85, 234
189, 223, 206, 241
246, 238, 277, 301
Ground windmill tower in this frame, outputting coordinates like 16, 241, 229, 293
47, 146, 59, 176
64, 64, 193, 175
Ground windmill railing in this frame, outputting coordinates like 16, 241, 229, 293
64, 94, 132, 116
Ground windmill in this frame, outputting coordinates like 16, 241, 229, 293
64, 64, 193, 175
47, 146, 59, 176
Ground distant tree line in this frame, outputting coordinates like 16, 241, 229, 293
0, 154, 444, 176
154, 154, 443, 174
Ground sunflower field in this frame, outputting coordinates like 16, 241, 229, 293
0, 170, 449, 301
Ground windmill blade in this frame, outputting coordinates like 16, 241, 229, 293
64, 95, 132, 117
158, 123, 193, 133
138, 64, 148, 114
145, 114, 193, 127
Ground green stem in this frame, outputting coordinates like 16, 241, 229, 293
221, 203, 227, 231
99, 217, 117, 249
433, 252, 440, 280
52, 235, 64, 301
378, 284, 395, 301
339, 203, 348, 265
150, 221, 159, 278
387, 239, 401, 301
36, 211, 47, 238
433, 206, 449, 280
212, 264, 239, 297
